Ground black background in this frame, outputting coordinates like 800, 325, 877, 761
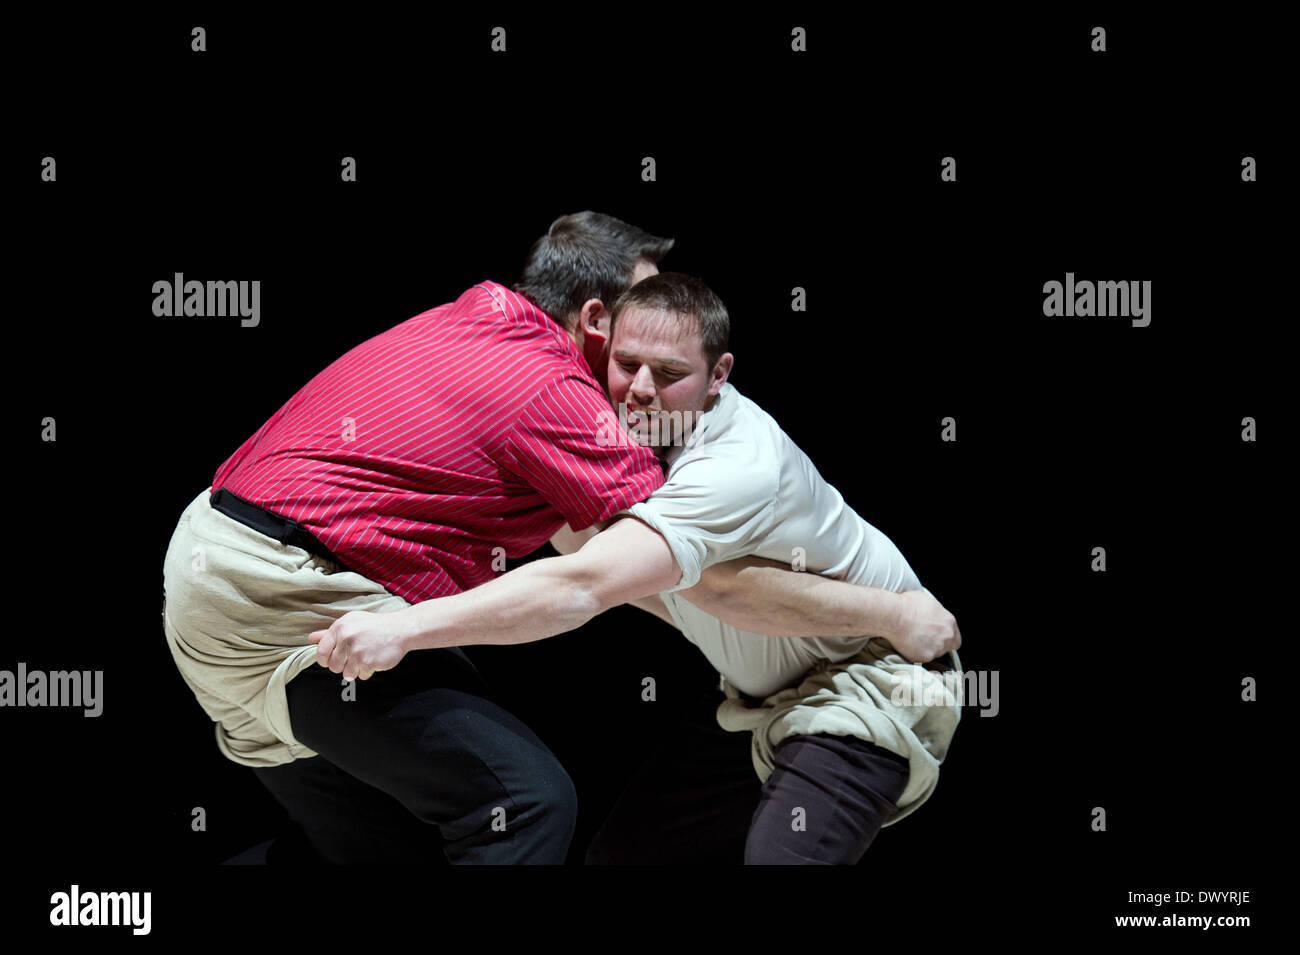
8, 8, 1282, 941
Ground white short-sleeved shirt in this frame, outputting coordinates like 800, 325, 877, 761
620, 382, 924, 699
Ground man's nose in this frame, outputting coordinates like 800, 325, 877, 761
630, 366, 656, 402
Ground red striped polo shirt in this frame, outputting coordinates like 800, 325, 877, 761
210, 281, 665, 604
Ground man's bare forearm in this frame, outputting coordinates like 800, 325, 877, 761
397, 517, 682, 651
551, 525, 898, 638
396, 556, 604, 650
679, 557, 906, 640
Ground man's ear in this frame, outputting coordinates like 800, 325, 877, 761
577, 297, 611, 348
708, 352, 734, 395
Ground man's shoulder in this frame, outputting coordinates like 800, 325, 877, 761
662, 390, 781, 505
725, 384, 791, 433
689, 385, 789, 462
472, 280, 537, 316
456, 281, 551, 331
452, 280, 589, 376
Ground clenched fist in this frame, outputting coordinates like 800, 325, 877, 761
308, 609, 412, 681
888, 589, 962, 665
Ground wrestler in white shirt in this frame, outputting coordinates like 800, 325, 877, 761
618, 378, 942, 698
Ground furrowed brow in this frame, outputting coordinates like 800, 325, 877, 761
614, 349, 691, 369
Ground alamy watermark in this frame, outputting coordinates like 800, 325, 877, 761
1043, 273, 1150, 327
890, 664, 999, 717
0, 663, 103, 716
595, 402, 702, 448
50, 885, 150, 935
153, 274, 260, 327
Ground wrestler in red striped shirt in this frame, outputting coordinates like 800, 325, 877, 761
164, 212, 674, 863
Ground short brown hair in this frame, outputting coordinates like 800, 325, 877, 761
514, 212, 674, 329
610, 272, 730, 367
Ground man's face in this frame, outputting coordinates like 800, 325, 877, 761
607, 306, 721, 449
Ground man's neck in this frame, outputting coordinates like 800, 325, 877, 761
568, 326, 609, 391
660, 389, 724, 469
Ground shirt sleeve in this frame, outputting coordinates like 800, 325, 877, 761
618, 451, 778, 593
501, 374, 666, 531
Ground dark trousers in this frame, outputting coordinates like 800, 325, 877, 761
586, 701, 911, 865
252, 647, 576, 865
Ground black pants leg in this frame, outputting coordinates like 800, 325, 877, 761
253, 752, 446, 864
253, 647, 576, 865
744, 733, 910, 865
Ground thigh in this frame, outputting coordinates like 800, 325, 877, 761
745, 734, 910, 866
285, 648, 576, 861
253, 754, 448, 865
585, 715, 761, 865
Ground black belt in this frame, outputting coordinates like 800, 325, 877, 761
209, 487, 346, 568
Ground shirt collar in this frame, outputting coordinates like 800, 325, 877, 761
662, 382, 735, 471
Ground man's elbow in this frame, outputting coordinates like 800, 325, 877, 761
681, 564, 741, 615
554, 577, 605, 628
575, 582, 607, 619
